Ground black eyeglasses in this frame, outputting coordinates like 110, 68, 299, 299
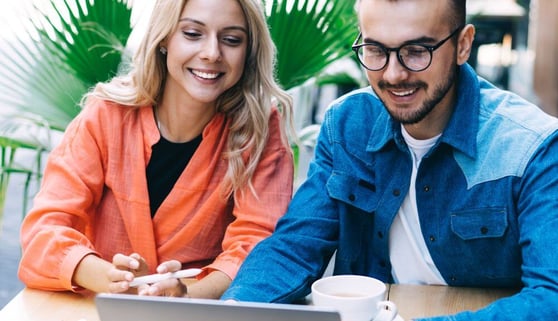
352, 26, 463, 72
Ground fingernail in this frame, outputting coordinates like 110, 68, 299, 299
129, 260, 139, 269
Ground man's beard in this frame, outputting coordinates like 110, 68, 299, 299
378, 65, 458, 124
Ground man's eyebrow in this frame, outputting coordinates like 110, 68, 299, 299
362, 35, 438, 46
178, 17, 247, 33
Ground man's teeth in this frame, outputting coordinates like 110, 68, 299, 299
392, 89, 416, 96
192, 70, 220, 79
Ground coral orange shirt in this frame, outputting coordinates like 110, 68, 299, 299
18, 99, 293, 291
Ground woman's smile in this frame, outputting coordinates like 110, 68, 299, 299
189, 69, 223, 81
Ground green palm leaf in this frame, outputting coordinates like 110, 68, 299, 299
0, 0, 133, 130
36, 0, 132, 84
264, 0, 357, 89
0, 35, 87, 130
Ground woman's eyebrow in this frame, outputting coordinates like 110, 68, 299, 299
179, 17, 247, 33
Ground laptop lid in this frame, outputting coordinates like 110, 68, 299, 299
95, 293, 341, 321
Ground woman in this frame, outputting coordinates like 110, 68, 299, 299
18, 0, 294, 299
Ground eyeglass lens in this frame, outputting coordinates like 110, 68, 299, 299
356, 44, 432, 71
353, 27, 463, 72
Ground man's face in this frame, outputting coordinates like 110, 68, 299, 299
357, 0, 462, 129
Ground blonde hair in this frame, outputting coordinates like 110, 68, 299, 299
84, 0, 293, 197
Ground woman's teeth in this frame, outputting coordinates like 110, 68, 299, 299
192, 70, 220, 79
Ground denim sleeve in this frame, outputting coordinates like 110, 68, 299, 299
415, 132, 558, 321
222, 110, 340, 303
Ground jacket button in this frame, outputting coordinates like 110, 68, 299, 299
423, 185, 430, 192
348, 194, 356, 201
480, 226, 489, 234
429, 235, 436, 242
378, 231, 384, 239
379, 260, 387, 268
392, 189, 401, 196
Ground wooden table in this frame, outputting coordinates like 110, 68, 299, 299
388, 284, 517, 319
0, 285, 518, 321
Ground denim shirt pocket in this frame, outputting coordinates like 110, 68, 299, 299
326, 170, 377, 212
450, 207, 508, 240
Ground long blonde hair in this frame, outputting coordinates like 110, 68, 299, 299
84, 0, 293, 197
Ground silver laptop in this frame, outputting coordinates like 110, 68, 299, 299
95, 293, 341, 321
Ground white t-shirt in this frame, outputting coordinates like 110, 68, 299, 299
389, 125, 447, 285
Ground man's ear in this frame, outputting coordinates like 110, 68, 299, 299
457, 24, 475, 65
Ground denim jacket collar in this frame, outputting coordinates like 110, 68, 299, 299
440, 63, 479, 159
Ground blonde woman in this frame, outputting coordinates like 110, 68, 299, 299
19, 0, 293, 299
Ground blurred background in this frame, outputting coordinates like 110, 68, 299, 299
1, 0, 556, 309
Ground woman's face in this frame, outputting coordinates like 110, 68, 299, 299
162, 0, 248, 108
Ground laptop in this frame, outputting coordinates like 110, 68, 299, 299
95, 293, 341, 321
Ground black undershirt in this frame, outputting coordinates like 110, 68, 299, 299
146, 134, 203, 217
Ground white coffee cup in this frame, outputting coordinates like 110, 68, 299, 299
311, 275, 398, 321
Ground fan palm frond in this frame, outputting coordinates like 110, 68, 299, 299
0, 0, 133, 130
264, 0, 357, 89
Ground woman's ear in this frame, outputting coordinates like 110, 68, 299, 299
456, 24, 476, 65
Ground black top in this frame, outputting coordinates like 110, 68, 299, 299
146, 134, 203, 217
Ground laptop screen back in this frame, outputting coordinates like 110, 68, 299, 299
95, 293, 341, 321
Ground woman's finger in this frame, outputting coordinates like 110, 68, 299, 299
156, 260, 182, 273
112, 253, 140, 270
142, 278, 187, 297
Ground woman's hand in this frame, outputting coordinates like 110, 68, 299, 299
72, 253, 148, 293
107, 253, 149, 293
138, 260, 188, 297
139, 260, 232, 299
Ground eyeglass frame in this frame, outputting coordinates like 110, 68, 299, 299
351, 26, 464, 72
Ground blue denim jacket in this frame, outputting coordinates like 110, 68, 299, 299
223, 64, 558, 320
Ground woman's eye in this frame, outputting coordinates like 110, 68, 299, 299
182, 31, 202, 39
222, 36, 243, 46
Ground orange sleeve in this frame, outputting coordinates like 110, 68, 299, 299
18, 105, 106, 291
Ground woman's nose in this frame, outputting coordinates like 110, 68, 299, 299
200, 38, 221, 62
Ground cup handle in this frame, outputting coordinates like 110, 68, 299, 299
372, 300, 398, 321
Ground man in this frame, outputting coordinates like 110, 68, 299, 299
222, 0, 558, 319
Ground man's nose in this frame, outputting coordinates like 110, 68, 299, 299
382, 51, 409, 82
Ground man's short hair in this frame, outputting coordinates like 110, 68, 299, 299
354, 0, 466, 30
